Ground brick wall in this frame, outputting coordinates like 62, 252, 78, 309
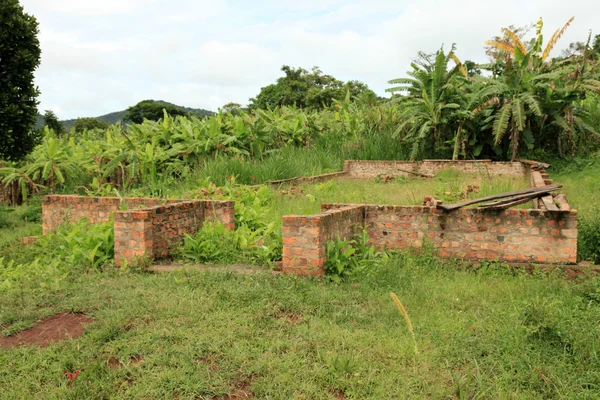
282, 205, 364, 276
42, 195, 172, 234
42, 195, 235, 266
321, 203, 577, 264
344, 160, 528, 179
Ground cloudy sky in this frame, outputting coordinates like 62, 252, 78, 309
20, 0, 599, 119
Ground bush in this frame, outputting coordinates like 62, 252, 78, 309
325, 229, 388, 282
578, 206, 600, 264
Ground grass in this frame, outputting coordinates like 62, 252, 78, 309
1, 253, 599, 398
267, 170, 531, 224
0, 200, 42, 251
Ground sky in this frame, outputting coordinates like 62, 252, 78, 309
19, 0, 600, 119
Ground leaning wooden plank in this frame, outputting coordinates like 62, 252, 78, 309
480, 196, 538, 210
437, 184, 562, 211
554, 193, 572, 212
540, 194, 560, 211
478, 192, 548, 208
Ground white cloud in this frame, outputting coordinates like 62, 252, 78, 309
20, 0, 600, 119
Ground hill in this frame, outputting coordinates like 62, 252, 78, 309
35, 101, 215, 130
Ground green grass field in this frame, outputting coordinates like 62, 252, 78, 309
1, 254, 599, 399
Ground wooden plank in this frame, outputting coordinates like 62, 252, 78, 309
437, 184, 562, 211
555, 193, 572, 212
478, 192, 547, 208
480, 196, 537, 210
540, 195, 560, 211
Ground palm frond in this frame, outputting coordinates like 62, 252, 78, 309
448, 52, 467, 77
473, 97, 500, 114
512, 98, 526, 131
493, 102, 512, 144
485, 40, 515, 54
387, 77, 420, 86
521, 92, 542, 116
542, 17, 575, 61
502, 28, 528, 55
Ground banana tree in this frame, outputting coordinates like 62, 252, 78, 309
387, 45, 467, 159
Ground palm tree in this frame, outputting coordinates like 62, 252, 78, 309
387, 45, 467, 159
480, 17, 599, 159
485, 17, 574, 70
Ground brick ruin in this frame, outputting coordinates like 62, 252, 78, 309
281, 160, 578, 275
42, 195, 234, 266
37, 160, 578, 273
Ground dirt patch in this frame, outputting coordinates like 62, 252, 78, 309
107, 357, 123, 369
107, 354, 144, 369
332, 390, 346, 399
0, 313, 93, 349
275, 308, 303, 325
210, 375, 254, 400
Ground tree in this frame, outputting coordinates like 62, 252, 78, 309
387, 45, 467, 159
0, 0, 41, 160
479, 17, 599, 160
125, 100, 189, 124
43, 110, 63, 135
73, 117, 108, 133
249, 65, 376, 110
221, 102, 242, 114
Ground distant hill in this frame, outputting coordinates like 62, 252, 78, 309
35, 101, 215, 130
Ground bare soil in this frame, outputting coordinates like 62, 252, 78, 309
0, 313, 93, 349
209, 375, 254, 400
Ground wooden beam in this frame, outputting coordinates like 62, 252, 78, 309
478, 192, 547, 209
437, 184, 562, 211
479, 196, 538, 210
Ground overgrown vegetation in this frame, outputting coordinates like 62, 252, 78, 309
2, 250, 600, 397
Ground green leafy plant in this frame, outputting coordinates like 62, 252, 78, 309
324, 228, 388, 282
37, 219, 115, 271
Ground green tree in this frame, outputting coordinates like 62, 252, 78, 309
249, 66, 375, 110
387, 46, 467, 159
73, 117, 108, 133
125, 100, 189, 124
221, 102, 242, 115
43, 110, 63, 135
480, 17, 599, 160
0, 0, 41, 160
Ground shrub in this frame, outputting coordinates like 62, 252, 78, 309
325, 229, 388, 282
577, 205, 600, 264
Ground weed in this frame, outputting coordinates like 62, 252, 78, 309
390, 292, 419, 356
324, 228, 388, 282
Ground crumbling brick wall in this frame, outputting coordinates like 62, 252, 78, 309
344, 160, 529, 179
282, 205, 364, 276
42, 195, 235, 265
42, 195, 171, 234
286, 203, 578, 275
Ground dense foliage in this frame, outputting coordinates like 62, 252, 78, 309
73, 117, 108, 133
249, 65, 377, 110
0, 0, 41, 160
387, 18, 600, 161
125, 100, 190, 123
42, 110, 63, 136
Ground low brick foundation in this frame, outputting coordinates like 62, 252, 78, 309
343, 159, 529, 178
282, 205, 364, 276
283, 160, 578, 276
42, 195, 235, 265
